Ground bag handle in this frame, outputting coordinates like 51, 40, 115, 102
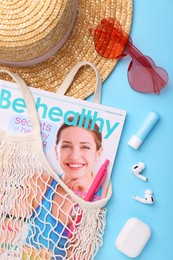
56, 61, 102, 104
0, 69, 40, 134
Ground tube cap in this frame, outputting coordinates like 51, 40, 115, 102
128, 135, 142, 150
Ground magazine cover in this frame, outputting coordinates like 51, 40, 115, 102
0, 79, 126, 200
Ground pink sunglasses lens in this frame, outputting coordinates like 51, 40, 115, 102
128, 56, 168, 94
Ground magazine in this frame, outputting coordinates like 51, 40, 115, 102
0, 79, 126, 200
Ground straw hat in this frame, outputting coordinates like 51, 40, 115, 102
0, 0, 133, 99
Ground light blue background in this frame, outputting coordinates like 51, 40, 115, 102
87, 0, 173, 259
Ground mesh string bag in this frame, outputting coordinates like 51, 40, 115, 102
0, 68, 111, 259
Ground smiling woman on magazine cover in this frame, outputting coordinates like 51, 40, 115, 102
55, 115, 106, 200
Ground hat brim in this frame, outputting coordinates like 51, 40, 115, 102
0, 0, 133, 100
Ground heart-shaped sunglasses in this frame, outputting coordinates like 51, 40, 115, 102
91, 18, 168, 94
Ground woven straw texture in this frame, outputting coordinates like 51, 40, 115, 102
0, 0, 133, 99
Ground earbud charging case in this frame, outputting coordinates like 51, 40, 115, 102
115, 218, 151, 258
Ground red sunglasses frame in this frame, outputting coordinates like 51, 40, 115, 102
91, 18, 168, 94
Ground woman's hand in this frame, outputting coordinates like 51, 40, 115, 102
65, 177, 93, 194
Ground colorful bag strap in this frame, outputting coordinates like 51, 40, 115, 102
56, 61, 102, 103
0, 69, 41, 135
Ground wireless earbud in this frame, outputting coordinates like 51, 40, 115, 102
132, 162, 148, 181
133, 190, 154, 204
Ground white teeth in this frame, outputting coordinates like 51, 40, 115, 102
68, 164, 83, 168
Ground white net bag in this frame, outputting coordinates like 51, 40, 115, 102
0, 69, 111, 259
